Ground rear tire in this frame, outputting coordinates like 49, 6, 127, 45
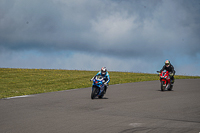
98, 96, 103, 99
168, 85, 173, 91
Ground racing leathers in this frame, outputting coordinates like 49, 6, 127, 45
91, 71, 110, 93
160, 64, 175, 84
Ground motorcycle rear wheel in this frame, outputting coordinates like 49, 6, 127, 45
168, 85, 173, 91
98, 96, 103, 99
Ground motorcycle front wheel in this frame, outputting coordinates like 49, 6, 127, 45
161, 81, 165, 91
91, 87, 99, 99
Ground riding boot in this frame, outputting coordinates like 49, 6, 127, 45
166, 84, 170, 90
171, 76, 174, 85
104, 86, 107, 94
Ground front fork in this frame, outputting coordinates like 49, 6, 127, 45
161, 79, 170, 90
99, 85, 105, 95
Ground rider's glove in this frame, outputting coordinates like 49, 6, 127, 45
104, 82, 107, 86
157, 71, 161, 75
169, 73, 174, 76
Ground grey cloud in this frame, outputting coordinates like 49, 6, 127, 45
1, 0, 199, 52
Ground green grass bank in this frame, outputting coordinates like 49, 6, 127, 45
1, 68, 199, 99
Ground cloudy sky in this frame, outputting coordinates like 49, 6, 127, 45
0, 0, 200, 76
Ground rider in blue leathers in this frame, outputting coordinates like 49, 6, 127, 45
90, 67, 110, 93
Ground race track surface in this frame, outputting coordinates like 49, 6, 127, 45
1, 79, 200, 133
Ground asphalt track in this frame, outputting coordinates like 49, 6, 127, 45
0, 79, 200, 133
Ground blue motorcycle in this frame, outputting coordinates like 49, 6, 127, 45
91, 75, 106, 99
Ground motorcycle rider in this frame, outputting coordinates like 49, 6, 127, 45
159, 60, 175, 86
90, 67, 110, 94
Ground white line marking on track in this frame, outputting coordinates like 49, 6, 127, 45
4, 95, 33, 100
2, 87, 89, 100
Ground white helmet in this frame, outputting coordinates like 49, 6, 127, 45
165, 60, 170, 67
101, 67, 107, 76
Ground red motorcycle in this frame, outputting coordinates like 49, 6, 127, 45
157, 70, 173, 91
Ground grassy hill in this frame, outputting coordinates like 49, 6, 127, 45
0, 68, 199, 99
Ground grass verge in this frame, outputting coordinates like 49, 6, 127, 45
0, 68, 199, 99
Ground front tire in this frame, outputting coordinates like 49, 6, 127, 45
161, 81, 165, 91
91, 87, 98, 99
